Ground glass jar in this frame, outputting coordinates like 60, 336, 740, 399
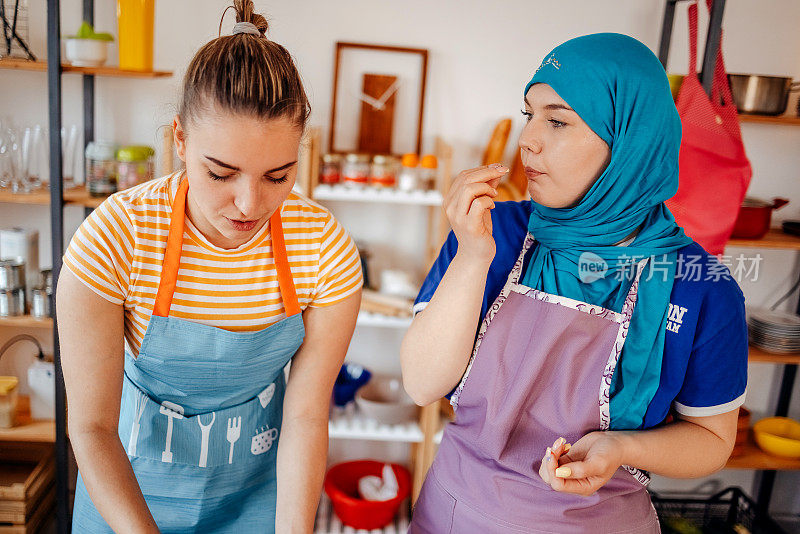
341, 154, 370, 188
369, 155, 397, 188
85, 141, 118, 197
116, 145, 155, 191
396, 153, 419, 192
320, 153, 342, 185
419, 154, 438, 191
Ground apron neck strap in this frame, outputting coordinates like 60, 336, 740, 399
509, 234, 649, 315
152, 176, 301, 318
509, 234, 537, 285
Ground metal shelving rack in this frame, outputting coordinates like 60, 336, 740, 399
658, 0, 798, 518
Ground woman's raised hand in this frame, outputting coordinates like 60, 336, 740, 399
444, 163, 508, 265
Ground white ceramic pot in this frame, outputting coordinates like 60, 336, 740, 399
64, 38, 109, 67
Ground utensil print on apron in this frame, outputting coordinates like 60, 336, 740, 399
410, 234, 659, 534
159, 400, 184, 463
127, 389, 147, 456
227, 416, 241, 464
251, 426, 279, 455
258, 383, 276, 408
197, 412, 215, 468
72, 175, 306, 533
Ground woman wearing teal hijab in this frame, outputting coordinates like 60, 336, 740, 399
403, 33, 747, 532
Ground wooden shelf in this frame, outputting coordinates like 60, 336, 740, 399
727, 229, 800, 250
0, 186, 107, 208
313, 184, 443, 206
0, 397, 55, 443
0, 58, 172, 78
727, 433, 800, 470
749, 346, 800, 365
739, 114, 800, 126
0, 315, 52, 329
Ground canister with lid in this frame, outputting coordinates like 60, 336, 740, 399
0, 259, 25, 291
342, 154, 370, 188
320, 154, 343, 185
116, 145, 155, 191
85, 141, 118, 197
397, 153, 420, 192
0, 288, 25, 316
369, 155, 397, 188
32, 287, 50, 319
419, 154, 438, 191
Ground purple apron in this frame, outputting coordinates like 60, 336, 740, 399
410, 234, 660, 533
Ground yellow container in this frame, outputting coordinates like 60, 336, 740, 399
0, 376, 19, 429
753, 417, 800, 459
117, 0, 155, 71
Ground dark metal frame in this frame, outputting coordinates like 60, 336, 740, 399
47, 0, 96, 531
658, 0, 798, 517
658, 0, 726, 97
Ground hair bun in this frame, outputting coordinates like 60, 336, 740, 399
234, 0, 268, 36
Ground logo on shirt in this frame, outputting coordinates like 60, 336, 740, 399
666, 303, 688, 334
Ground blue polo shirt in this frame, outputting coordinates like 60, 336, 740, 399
414, 201, 748, 429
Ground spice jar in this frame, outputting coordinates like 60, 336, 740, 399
320, 154, 342, 185
32, 287, 50, 319
85, 141, 118, 197
341, 154, 370, 188
419, 154, 438, 191
397, 153, 420, 192
369, 155, 397, 188
116, 145, 155, 191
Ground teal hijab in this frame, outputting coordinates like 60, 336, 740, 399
520, 33, 692, 430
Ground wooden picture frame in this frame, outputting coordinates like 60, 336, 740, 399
329, 41, 428, 156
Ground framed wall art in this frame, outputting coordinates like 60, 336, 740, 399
329, 41, 428, 156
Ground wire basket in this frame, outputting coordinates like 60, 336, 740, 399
652, 487, 787, 534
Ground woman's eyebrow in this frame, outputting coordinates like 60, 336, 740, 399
204, 156, 240, 171
523, 97, 574, 113
544, 103, 574, 112
204, 156, 297, 174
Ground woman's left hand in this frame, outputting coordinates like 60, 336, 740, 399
538, 431, 627, 496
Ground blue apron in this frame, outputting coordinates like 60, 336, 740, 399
72, 177, 306, 533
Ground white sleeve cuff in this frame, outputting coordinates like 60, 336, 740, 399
673, 391, 746, 417
412, 301, 429, 317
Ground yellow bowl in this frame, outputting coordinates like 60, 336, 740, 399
753, 417, 800, 459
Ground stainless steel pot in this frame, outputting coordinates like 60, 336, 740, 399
0, 288, 25, 316
728, 74, 800, 116
0, 259, 25, 291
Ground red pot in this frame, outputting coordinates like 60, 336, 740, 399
324, 460, 411, 529
731, 197, 789, 239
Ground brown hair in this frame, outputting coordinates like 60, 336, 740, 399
178, 0, 310, 131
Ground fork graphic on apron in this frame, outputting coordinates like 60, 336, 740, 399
227, 416, 241, 464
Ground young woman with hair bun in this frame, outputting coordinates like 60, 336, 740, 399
60, 2, 361, 531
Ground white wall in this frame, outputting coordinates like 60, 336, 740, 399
2, 0, 800, 522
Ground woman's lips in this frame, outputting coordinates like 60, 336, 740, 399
226, 217, 259, 232
524, 167, 544, 179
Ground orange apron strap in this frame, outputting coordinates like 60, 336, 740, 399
270, 208, 301, 318
152, 177, 189, 317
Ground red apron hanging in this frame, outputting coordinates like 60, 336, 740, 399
665, 0, 751, 256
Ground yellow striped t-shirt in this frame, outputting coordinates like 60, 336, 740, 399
63, 171, 362, 357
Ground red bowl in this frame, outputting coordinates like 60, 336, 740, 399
323, 460, 411, 529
